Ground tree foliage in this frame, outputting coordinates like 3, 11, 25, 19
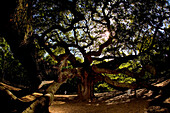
2, 0, 169, 95
28, 0, 170, 96
0, 0, 169, 112
33, 0, 169, 78
0, 38, 29, 85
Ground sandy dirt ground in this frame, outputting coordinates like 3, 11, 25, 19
49, 86, 170, 113
1, 80, 169, 113
48, 91, 150, 113
49, 98, 149, 113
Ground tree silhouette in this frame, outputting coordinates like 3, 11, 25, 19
0, 0, 169, 112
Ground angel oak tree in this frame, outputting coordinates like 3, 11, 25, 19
0, 0, 169, 112
32, 0, 169, 100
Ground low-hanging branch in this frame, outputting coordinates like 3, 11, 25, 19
0, 85, 18, 101
94, 55, 138, 69
104, 76, 138, 89
23, 56, 81, 113
92, 65, 135, 78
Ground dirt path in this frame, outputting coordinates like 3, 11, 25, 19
49, 89, 150, 113
49, 79, 170, 113
1, 79, 169, 113
49, 98, 149, 113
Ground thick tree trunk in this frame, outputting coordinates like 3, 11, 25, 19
0, 0, 42, 94
78, 71, 94, 101
5, 33, 42, 91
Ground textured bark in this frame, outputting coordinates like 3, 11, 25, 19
22, 54, 71, 112
0, 53, 70, 113
0, 0, 42, 94
0, 0, 73, 107
0, 84, 29, 113
22, 82, 64, 113
77, 70, 94, 101
0, 81, 62, 113
92, 65, 135, 78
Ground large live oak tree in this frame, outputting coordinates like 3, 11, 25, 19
32, 0, 169, 100
0, 0, 169, 112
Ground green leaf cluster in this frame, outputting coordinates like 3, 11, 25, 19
0, 37, 29, 85
95, 82, 114, 93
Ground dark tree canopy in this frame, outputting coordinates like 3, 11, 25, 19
31, 0, 169, 81
0, 0, 169, 112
